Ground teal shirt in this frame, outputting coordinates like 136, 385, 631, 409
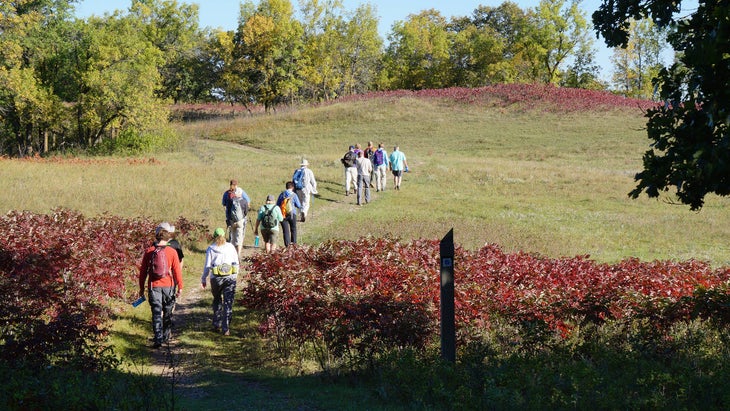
257, 204, 283, 231
389, 150, 406, 171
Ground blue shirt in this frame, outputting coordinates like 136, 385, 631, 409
277, 189, 302, 217
389, 150, 406, 171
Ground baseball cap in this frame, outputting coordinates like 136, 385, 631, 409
266, 194, 275, 203
230, 179, 238, 185
301, 159, 309, 166
155, 222, 175, 235
213, 227, 225, 237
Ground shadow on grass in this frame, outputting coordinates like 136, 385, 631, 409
106, 288, 386, 410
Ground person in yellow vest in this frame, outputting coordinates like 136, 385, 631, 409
200, 227, 239, 336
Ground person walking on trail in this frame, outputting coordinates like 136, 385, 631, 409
341, 145, 358, 196
356, 150, 373, 206
200, 227, 240, 336
364, 141, 376, 188
138, 222, 184, 349
389, 145, 409, 190
254, 194, 284, 253
292, 159, 318, 222
372, 142, 389, 192
222, 179, 250, 257
277, 181, 303, 247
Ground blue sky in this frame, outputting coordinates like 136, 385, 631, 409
73, 0, 673, 83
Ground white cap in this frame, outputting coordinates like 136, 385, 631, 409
155, 222, 175, 235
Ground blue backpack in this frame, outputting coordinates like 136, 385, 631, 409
293, 168, 305, 190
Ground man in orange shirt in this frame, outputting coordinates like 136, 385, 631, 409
139, 222, 184, 348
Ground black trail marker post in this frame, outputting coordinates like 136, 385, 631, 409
440, 229, 455, 362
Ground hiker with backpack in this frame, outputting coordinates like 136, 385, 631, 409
277, 181, 303, 247
200, 227, 240, 336
292, 158, 318, 222
340, 145, 358, 196
138, 222, 184, 348
373, 142, 390, 192
254, 194, 284, 253
222, 179, 250, 257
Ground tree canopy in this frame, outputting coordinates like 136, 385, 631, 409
595, 0, 730, 210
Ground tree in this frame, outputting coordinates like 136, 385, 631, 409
0, 0, 75, 156
128, 0, 205, 103
383, 9, 452, 90
609, 19, 668, 99
594, 0, 729, 210
72, 14, 166, 147
234, 0, 303, 110
522, 0, 596, 84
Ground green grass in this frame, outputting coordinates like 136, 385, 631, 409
4, 96, 730, 409
3, 97, 727, 264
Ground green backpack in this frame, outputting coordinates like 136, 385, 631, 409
261, 205, 278, 229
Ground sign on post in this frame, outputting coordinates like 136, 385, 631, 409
440, 229, 455, 362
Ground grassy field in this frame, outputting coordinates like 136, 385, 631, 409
3, 94, 730, 409
3, 96, 729, 265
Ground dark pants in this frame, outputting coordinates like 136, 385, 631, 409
210, 275, 237, 333
281, 215, 297, 246
149, 286, 176, 344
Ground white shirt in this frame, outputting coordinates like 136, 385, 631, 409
201, 242, 239, 283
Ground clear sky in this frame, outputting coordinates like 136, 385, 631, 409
72, 0, 663, 83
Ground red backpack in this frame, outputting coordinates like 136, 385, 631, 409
147, 246, 170, 281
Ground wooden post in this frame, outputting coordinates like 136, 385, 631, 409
440, 229, 455, 362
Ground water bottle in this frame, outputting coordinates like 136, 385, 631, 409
254, 235, 260, 247
132, 296, 146, 307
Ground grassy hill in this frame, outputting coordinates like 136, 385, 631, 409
3, 85, 728, 265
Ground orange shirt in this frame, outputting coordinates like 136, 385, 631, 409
138, 244, 183, 291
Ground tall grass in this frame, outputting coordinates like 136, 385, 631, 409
1, 97, 728, 265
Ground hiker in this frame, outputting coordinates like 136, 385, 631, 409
389, 145, 409, 190
341, 145, 358, 196
254, 194, 284, 253
168, 231, 184, 270
292, 159, 318, 222
373, 143, 390, 192
200, 227, 240, 336
277, 181, 303, 247
138, 222, 184, 348
364, 141, 376, 187
356, 150, 373, 206
222, 179, 250, 257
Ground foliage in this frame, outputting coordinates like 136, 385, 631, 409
594, 0, 730, 210
336, 83, 657, 112
240, 236, 730, 374
0, 209, 206, 369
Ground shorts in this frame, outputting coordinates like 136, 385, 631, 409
229, 219, 246, 246
261, 229, 276, 244
392, 170, 403, 177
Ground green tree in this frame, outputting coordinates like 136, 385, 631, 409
594, 0, 728, 209
72, 14, 167, 147
383, 9, 452, 90
234, 0, 303, 110
522, 0, 596, 84
0, 0, 74, 156
609, 19, 668, 99
451, 2, 531, 84
129, 0, 205, 103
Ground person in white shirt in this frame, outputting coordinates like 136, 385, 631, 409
292, 159, 318, 222
355, 150, 373, 206
200, 227, 240, 336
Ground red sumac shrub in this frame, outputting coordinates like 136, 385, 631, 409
0, 209, 205, 369
242, 237, 730, 365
